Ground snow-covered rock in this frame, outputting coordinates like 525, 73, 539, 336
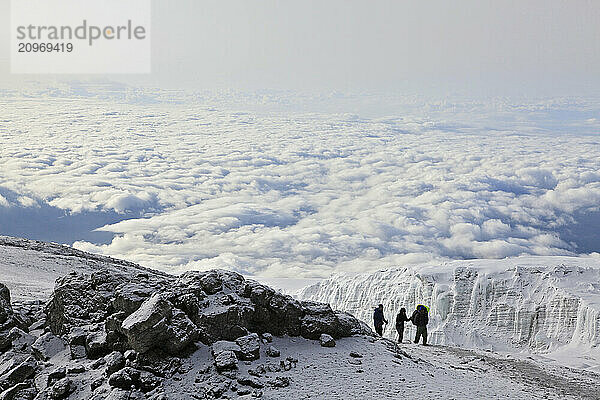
298, 256, 600, 357
235, 333, 261, 361
319, 334, 335, 347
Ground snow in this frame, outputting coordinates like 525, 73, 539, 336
2, 237, 600, 398
167, 335, 600, 400
298, 255, 600, 372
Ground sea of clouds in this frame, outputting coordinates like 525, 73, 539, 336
1, 82, 599, 278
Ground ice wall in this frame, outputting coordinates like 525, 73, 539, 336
298, 256, 600, 354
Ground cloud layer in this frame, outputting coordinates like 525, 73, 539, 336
1, 87, 600, 278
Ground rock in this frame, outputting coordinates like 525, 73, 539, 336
265, 346, 280, 358
0, 284, 13, 327
112, 284, 155, 316
49, 378, 72, 400
237, 388, 251, 396
104, 351, 125, 375
85, 330, 108, 359
69, 345, 86, 360
7, 329, 35, 352
267, 376, 290, 388
47, 367, 66, 386
261, 333, 273, 343
211, 341, 241, 357
67, 365, 85, 374
0, 332, 11, 353
349, 351, 363, 358
45, 271, 127, 335
319, 334, 335, 347
0, 357, 36, 388
164, 309, 198, 354
105, 388, 130, 400
235, 334, 260, 361
31, 333, 65, 361
90, 358, 105, 370
248, 365, 266, 377
120, 294, 171, 354
67, 328, 87, 346
28, 320, 45, 332
90, 376, 104, 391
279, 360, 293, 371
300, 302, 340, 339
0, 383, 33, 400
214, 351, 238, 372
237, 376, 264, 389
138, 371, 162, 393
123, 350, 136, 361
108, 367, 139, 390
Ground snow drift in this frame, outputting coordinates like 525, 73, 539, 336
298, 256, 600, 357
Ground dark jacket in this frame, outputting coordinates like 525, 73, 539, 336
373, 308, 387, 327
411, 308, 429, 327
395, 312, 410, 330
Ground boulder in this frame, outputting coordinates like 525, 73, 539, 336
47, 367, 66, 386
164, 310, 198, 354
6, 329, 35, 352
0, 357, 36, 388
108, 367, 140, 389
237, 376, 264, 389
0, 284, 13, 327
261, 333, 273, 343
0, 382, 32, 400
85, 330, 108, 359
69, 345, 86, 360
31, 333, 65, 361
67, 365, 85, 374
267, 376, 290, 388
49, 377, 73, 400
235, 334, 260, 361
0, 332, 11, 353
138, 371, 162, 393
123, 350, 137, 361
211, 341, 241, 357
45, 271, 170, 336
213, 351, 238, 372
67, 327, 87, 347
266, 346, 280, 358
104, 351, 125, 375
319, 334, 335, 347
120, 294, 171, 354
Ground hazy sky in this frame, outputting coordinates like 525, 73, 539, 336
1, 0, 599, 96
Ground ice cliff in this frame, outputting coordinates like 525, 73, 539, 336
297, 256, 600, 354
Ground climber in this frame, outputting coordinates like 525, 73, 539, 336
410, 304, 429, 345
395, 307, 410, 343
373, 304, 388, 336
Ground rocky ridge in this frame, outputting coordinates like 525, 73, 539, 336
0, 268, 370, 399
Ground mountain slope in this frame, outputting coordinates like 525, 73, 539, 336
1, 237, 600, 399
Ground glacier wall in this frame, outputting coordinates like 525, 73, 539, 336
297, 256, 600, 354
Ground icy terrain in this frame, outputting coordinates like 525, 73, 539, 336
1, 84, 600, 278
298, 256, 600, 371
2, 238, 600, 399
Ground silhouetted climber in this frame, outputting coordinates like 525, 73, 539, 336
373, 304, 388, 336
395, 307, 410, 343
410, 304, 429, 345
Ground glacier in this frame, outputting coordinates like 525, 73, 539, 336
297, 256, 600, 369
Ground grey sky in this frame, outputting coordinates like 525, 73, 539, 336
1, 0, 599, 95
